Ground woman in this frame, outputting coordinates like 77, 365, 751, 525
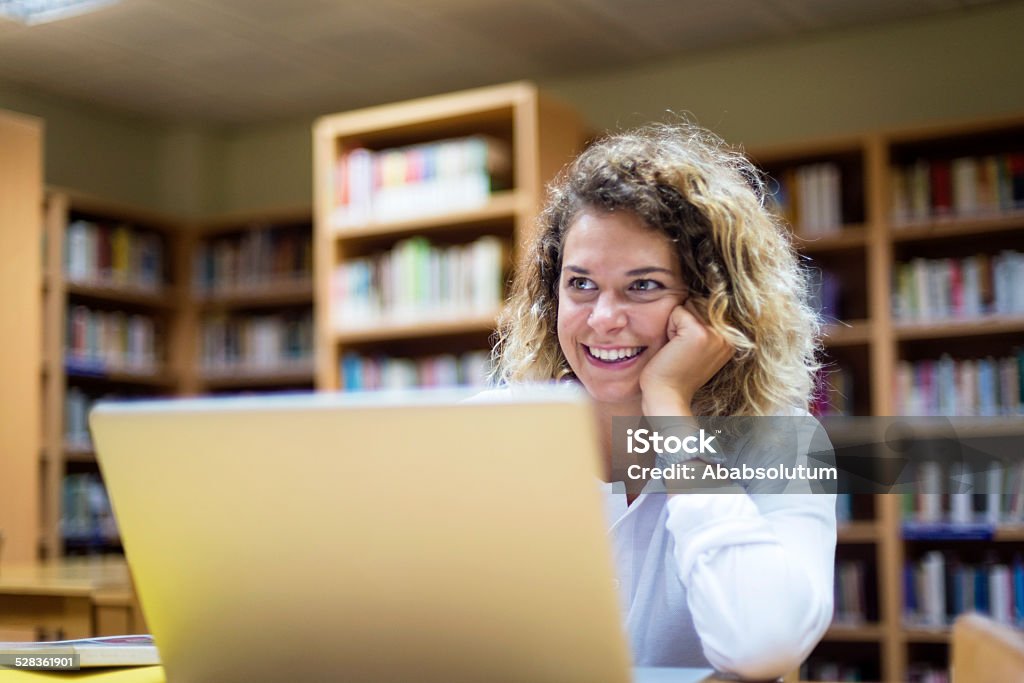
490, 122, 836, 679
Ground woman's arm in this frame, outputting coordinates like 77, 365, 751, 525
664, 492, 836, 679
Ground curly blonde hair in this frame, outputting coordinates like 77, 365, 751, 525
490, 121, 821, 417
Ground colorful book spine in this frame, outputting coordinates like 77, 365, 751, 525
60, 473, 119, 548
331, 235, 505, 329
339, 350, 491, 392
64, 220, 164, 290
64, 306, 160, 373
193, 227, 312, 294
331, 136, 513, 228
890, 151, 1024, 224
200, 311, 313, 372
905, 551, 1024, 628
767, 162, 844, 236
892, 251, 1024, 323
893, 352, 1023, 417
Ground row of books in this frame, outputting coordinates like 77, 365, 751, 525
199, 312, 313, 372
835, 493, 855, 523
891, 251, 1024, 322
801, 659, 874, 682
330, 236, 504, 329
61, 473, 118, 546
903, 458, 1024, 527
808, 268, 844, 321
805, 661, 946, 683
66, 305, 160, 373
64, 220, 164, 291
767, 162, 845, 236
340, 351, 491, 392
332, 135, 512, 228
65, 387, 98, 451
905, 666, 950, 683
890, 153, 1024, 224
905, 551, 1024, 629
893, 352, 1023, 417
834, 560, 872, 625
192, 227, 312, 294
812, 366, 854, 417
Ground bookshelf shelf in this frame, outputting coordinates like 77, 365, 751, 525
63, 447, 96, 464
333, 312, 499, 345
837, 521, 880, 543
893, 315, 1024, 340
315, 82, 587, 393
822, 320, 872, 347
903, 628, 951, 644
66, 281, 175, 308
795, 225, 869, 253
825, 623, 885, 642
64, 363, 177, 388
330, 190, 524, 241
200, 363, 316, 390
891, 211, 1024, 242
993, 526, 1024, 542
197, 279, 314, 309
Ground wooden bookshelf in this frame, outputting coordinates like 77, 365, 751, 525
313, 82, 587, 393
754, 114, 1024, 682
184, 207, 315, 395
40, 189, 185, 560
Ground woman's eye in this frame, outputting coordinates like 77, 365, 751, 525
630, 279, 664, 292
567, 277, 596, 290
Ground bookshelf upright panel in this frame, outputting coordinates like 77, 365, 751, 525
0, 110, 44, 566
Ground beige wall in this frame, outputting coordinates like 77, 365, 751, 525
217, 120, 312, 215
0, 84, 168, 210
2, 1, 1024, 215
545, 1, 1024, 147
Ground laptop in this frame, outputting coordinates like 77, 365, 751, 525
90, 386, 713, 683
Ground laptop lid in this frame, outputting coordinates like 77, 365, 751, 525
90, 386, 633, 683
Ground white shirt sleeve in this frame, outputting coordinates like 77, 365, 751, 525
664, 491, 836, 680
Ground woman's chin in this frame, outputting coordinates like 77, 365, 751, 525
582, 385, 643, 411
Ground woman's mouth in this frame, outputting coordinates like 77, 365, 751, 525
583, 345, 646, 364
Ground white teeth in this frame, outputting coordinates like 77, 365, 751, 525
588, 346, 641, 362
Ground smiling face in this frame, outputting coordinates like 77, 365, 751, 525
556, 209, 687, 413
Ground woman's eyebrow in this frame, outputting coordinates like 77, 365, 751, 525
562, 265, 677, 277
625, 267, 676, 277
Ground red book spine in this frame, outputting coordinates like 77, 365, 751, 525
930, 159, 953, 217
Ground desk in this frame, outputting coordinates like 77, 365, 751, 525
0, 558, 143, 641
0, 668, 724, 683
0, 668, 162, 683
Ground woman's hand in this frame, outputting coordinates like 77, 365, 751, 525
639, 302, 734, 416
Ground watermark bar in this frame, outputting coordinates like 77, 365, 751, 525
610, 416, 1024, 495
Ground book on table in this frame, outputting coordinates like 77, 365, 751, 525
0, 634, 159, 667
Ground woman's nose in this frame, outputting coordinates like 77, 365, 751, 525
588, 292, 628, 332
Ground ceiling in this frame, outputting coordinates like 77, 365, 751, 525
0, 0, 1005, 125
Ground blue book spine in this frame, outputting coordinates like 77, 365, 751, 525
904, 564, 917, 616
1014, 556, 1024, 626
952, 561, 964, 616
976, 566, 990, 614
